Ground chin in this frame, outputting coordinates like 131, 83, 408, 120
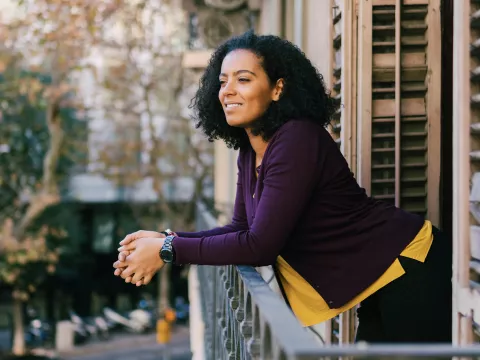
226, 117, 248, 128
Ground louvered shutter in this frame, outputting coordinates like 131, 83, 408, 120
358, 0, 441, 224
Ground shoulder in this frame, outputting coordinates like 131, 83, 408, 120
267, 119, 333, 153
272, 119, 330, 142
262, 120, 331, 177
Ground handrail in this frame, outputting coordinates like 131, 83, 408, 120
195, 202, 480, 359
196, 202, 323, 359
235, 265, 322, 356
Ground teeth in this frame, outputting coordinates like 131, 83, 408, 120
226, 103, 241, 108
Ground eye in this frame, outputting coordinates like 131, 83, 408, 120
238, 78, 250, 83
219, 79, 226, 87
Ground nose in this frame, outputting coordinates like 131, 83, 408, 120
220, 80, 236, 97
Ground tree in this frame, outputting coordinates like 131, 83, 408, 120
0, 0, 119, 354
90, 0, 214, 312
0, 3, 214, 353
0, 54, 67, 357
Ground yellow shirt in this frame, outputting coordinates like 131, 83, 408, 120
276, 220, 433, 327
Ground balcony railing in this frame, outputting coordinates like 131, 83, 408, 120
194, 202, 480, 359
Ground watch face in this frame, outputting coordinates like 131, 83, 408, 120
161, 249, 174, 263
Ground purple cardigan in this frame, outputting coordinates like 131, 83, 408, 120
174, 119, 424, 308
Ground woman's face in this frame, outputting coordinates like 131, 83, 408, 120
218, 49, 283, 129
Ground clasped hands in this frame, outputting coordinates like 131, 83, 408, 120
113, 230, 166, 287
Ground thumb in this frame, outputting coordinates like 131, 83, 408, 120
119, 232, 136, 246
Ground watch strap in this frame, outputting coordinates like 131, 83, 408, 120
160, 235, 176, 263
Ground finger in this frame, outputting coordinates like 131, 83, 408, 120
119, 232, 136, 246
136, 280, 142, 287
118, 251, 130, 262
118, 241, 136, 253
113, 260, 128, 269
113, 261, 127, 269
142, 274, 153, 285
121, 266, 135, 279
114, 268, 122, 276
131, 271, 145, 285
125, 276, 132, 283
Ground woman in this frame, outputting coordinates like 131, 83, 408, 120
113, 31, 452, 343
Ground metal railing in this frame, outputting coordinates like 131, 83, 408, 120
195, 202, 480, 359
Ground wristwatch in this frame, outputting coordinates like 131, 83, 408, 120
160, 235, 176, 263
160, 229, 174, 236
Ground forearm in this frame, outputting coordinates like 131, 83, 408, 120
175, 222, 248, 238
173, 231, 276, 267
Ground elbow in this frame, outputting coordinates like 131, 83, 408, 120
253, 258, 276, 267
250, 249, 278, 267
243, 232, 281, 266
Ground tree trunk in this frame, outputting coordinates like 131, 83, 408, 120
12, 298, 25, 356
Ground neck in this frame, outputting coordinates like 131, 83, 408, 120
246, 129, 268, 161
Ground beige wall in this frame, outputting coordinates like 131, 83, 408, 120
258, 0, 283, 36
258, 0, 332, 87
213, 142, 238, 224
304, 0, 332, 88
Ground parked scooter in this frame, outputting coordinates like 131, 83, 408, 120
103, 306, 154, 333
84, 315, 110, 340
24, 306, 53, 348
68, 310, 91, 344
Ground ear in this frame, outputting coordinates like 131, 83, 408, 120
272, 78, 285, 102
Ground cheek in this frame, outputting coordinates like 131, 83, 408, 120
246, 89, 271, 109
253, 95, 273, 113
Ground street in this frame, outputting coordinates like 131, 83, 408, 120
64, 342, 191, 360
0, 326, 191, 360
60, 326, 191, 360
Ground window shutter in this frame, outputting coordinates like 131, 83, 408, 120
358, 0, 441, 224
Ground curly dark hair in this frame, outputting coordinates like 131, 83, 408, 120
190, 30, 338, 149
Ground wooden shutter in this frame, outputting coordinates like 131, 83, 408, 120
327, 0, 441, 345
357, 0, 441, 225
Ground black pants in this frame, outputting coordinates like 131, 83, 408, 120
355, 226, 452, 343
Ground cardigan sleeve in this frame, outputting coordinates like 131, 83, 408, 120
173, 121, 322, 266
175, 154, 249, 238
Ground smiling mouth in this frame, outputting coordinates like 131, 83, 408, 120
225, 103, 243, 108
